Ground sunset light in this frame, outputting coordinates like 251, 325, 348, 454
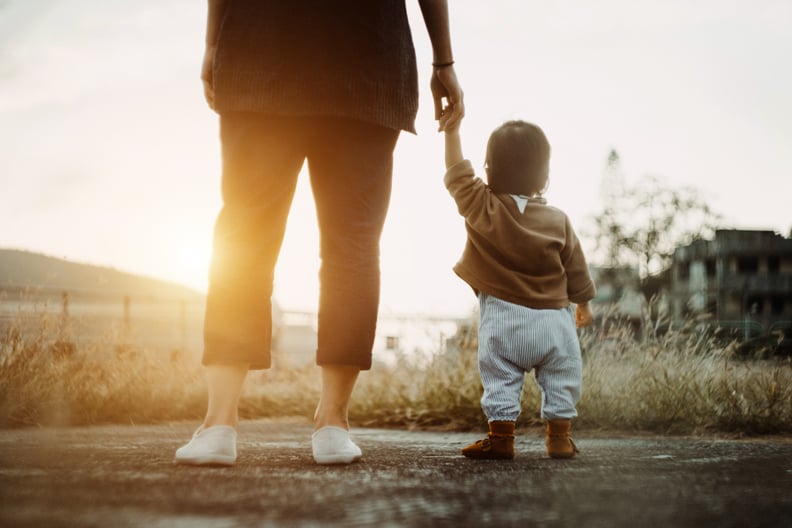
1, 2, 791, 526
1, 0, 790, 317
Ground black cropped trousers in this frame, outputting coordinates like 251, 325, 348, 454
203, 113, 400, 370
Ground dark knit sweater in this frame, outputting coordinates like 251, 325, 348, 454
445, 160, 597, 309
212, 0, 420, 133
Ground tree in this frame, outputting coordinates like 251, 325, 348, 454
588, 150, 721, 283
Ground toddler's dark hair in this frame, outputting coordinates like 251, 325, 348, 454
485, 120, 550, 196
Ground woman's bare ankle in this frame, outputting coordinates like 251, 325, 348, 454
313, 403, 349, 430
314, 417, 349, 431
202, 415, 238, 429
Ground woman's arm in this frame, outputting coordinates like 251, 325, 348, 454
418, 0, 464, 131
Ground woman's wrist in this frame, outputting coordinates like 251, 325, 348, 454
432, 60, 454, 68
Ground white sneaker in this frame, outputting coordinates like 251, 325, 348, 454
312, 426, 362, 465
174, 425, 237, 466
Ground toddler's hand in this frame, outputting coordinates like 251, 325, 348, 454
575, 302, 593, 328
439, 103, 461, 133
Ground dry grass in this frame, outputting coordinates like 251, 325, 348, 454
1, 308, 790, 435
0, 311, 206, 427
578, 316, 792, 435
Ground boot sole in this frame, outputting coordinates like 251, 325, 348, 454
462, 452, 515, 460
547, 452, 576, 459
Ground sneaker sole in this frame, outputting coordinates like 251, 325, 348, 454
174, 455, 236, 466
313, 453, 362, 465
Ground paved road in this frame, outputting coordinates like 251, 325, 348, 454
1, 419, 790, 527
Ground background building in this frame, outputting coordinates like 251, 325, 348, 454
589, 266, 646, 321
671, 230, 792, 339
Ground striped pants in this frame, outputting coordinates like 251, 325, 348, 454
477, 293, 582, 422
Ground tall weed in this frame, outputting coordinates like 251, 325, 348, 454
1, 308, 790, 434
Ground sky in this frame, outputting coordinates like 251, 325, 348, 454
1, 0, 791, 318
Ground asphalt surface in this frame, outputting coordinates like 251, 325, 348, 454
1, 418, 791, 527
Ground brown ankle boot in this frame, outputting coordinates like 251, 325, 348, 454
546, 419, 579, 459
461, 421, 515, 460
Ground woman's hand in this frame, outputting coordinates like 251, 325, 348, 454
431, 65, 464, 132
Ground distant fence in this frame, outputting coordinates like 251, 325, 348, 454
0, 285, 206, 356
0, 282, 206, 303
714, 320, 792, 340
0, 285, 470, 363
265, 308, 469, 366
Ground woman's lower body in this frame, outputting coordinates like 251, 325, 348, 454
176, 113, 400, 465
204, 112, 400, 369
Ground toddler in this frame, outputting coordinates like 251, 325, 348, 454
441, 115, 595, 459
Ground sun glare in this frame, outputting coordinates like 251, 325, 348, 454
173, 236, 212, 294
273, 172, 321, 312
